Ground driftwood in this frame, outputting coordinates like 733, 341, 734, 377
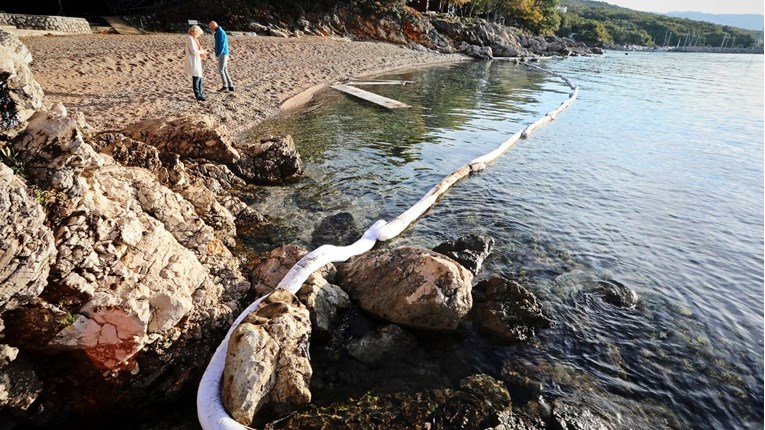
197, 64, 579, 430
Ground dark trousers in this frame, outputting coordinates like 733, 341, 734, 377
192, 76, 204, 99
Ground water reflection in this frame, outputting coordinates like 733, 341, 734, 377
246, 54, 763, 429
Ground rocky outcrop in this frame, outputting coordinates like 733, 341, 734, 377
472, 277, 552, 342
0, 102, 251, 421
96, 122, 270, 247
338, 246, 473, 331
223, 289, 312, 424
0, 29, 44, 134
433, 234, 494, 275
232, 135, 304, 185
0, 162, 56, 313
121, 115, 241, 166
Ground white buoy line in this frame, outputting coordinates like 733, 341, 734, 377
197, 63, 579, 430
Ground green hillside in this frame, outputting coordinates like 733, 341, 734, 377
557, 0, 763, 47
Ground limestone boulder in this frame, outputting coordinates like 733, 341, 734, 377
233, 135, 304, 185
0, 162, 56, 312
472, 277, 551, 343
297, 272, 350, 338
250, 244, 336, 296
121, 115, 241, 166
433, 234, 494, 275
1, 104, 249, 419
223, 290, 312, 424
0, 29, 44, 133
338, 246, 473, 332
459, 42, 493, 60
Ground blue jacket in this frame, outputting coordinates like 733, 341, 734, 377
214, 27, 229, 56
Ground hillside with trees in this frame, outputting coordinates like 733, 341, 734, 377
556, 0, 762, 47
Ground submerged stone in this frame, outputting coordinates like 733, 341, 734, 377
594, 279, 638, 309
472, 277, 552, 343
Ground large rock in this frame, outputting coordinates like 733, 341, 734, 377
121, 115, 241, 166
460, 42, 494, 59
2, 104, 249, 420
0, 29, 44, 133
472, 277, 551, 342
0, 162, 56, 313
95, 131, 268, 247
223, 289, 312, 424
297, 272, 350, 338
251, 244, 342, 335
232, 135, 304, 185
338, 246, 473, 332
433, 234, 494, 275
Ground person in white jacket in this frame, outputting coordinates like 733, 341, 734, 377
185, 25, 207, 101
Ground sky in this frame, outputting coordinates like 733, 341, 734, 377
602, 0, 764, 15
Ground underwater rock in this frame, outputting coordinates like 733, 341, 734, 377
594, 280, 638, 309
223, 290, 312, 424
346, 323, 417, 366
338, 246, 473, 332
311, 212, 360, 247
433, 233, 494, 275
472, 277, 552, 342
551, 400, 613, 430
279, 373, 510, 430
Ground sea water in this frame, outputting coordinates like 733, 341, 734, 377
246, 52, 764, 429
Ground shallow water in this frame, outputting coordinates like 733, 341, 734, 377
246, 53, 764, 429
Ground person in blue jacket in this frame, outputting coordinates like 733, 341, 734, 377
209, 21, 234, 92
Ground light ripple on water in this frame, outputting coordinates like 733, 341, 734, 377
246, 54, 763, 429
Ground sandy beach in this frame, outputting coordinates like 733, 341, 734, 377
22, 33, 464, 136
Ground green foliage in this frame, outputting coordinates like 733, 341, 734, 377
32, 185, 50, 204
0, 145, 25, 175
557, 0, 762, 47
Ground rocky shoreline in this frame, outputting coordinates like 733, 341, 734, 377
1, 11, 612, 428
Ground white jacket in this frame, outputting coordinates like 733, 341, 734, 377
184, 35, 204, 77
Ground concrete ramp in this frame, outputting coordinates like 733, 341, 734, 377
102, 16, 143, 35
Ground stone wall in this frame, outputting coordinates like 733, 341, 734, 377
0, 13, 91, 34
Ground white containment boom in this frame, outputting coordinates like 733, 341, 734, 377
198, 64, 580, 430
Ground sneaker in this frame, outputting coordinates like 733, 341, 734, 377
197, 97, 206, 102
218, 87, 228, 92
228, 86, 234, 92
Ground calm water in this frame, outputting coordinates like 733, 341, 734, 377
246, 53, 764, 429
